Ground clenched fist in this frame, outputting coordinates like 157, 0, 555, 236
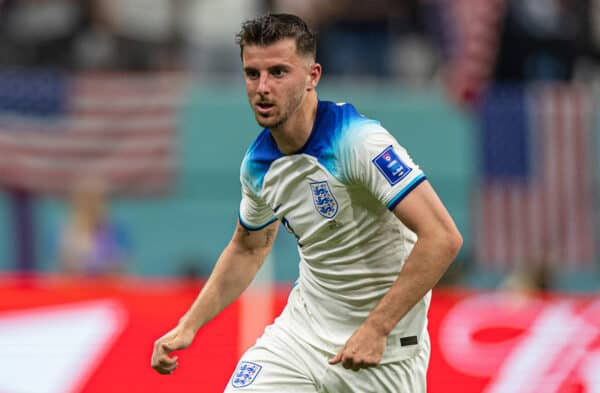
151, 325, 196, 375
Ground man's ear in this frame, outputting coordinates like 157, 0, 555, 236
307, 63, 322, 91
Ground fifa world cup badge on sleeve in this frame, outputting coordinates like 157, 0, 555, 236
310, 181, 339, 219
231, 361, 262, 388
373, 145, 412, 185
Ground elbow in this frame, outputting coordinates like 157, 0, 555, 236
415, 225, 463, 268
444, 227, 463, 263
425, 224, 462, 268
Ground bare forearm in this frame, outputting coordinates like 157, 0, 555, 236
364, 233, 461, 336
179, 244, 269, 333
330, 181, 461, 370
150, 222, 278, 375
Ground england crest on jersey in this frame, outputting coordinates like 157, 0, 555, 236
231, 361, 262, 388
310, 181, 339, 219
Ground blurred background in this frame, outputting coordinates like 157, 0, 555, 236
0, 0, 600, 392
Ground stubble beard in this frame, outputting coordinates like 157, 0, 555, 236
255, 90, 304, 130
255, 109, 287, 129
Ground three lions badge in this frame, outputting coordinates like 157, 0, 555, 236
231, 361, 262, 388
310, 181, 338, 219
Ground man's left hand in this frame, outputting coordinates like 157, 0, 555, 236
328, 324, 386, 371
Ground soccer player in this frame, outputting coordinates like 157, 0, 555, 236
151, 13, 462, 392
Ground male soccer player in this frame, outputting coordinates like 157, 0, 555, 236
151, 13, 462, 392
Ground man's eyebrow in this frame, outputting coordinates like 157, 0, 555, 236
268, 66, 288, 74
268, 64, 291, 70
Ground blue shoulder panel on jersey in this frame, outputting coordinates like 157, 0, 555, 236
241, 128, 284, 195
301, 101, 377, 178
241, 101, 377, 193
387, 174, 427, 210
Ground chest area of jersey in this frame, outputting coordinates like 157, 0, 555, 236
261, 155, 350, 234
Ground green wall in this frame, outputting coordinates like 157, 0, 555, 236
1, 81, 475, 278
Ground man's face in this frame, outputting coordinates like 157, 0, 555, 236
242, 38, 315, 129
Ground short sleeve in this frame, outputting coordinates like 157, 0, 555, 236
239, 182, 277, 231
342, 125, 427, 210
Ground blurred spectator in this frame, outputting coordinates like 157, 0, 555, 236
179, 0, 263, 74
422, 0, 506, 107
589, 0, 600, 57
494, 0, 587, 82
0, 0, 81, 67
271, 0, 423, 80
56, 181, 131, 277
0, 0, 184, 71
98, 0, 182, 70
500, 258, 554, 295
573, 0, 600, 87
71, 0, 119, 70
314, 0, 395, 78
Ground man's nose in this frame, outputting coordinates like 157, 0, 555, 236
256, 73, 270, 95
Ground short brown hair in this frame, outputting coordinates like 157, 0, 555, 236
235, 13, 317, 59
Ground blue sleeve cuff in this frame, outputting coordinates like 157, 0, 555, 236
238, 213, 278, 231
386, 175, 427, 210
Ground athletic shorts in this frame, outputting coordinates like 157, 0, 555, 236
223, 314, 430, 393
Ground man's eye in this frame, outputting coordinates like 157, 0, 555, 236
272, 69, 286, 77
246, 71, 259, 79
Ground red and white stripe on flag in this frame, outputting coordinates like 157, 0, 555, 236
475, 85, 597, 271
443, 0, 506, 106
0, 72, 185, 195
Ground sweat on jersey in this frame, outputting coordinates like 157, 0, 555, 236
238, 100, 429, 361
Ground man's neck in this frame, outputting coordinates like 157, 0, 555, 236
270, 93, 318, 155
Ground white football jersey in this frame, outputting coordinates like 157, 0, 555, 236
239, 101, 430, 361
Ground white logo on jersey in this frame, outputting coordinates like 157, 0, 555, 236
310, 181, 339, 219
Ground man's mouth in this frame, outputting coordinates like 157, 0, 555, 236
256, 102, 275, 114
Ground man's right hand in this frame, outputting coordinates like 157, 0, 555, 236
150, 220, 279, 375
151, 325, 196, 375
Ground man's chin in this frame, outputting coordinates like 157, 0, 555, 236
255, 114, 280, 128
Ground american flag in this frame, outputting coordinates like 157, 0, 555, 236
475, 84, 598, 272
432, 0, 506, 106
0, 70, 184, 195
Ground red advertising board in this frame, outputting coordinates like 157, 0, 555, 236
0, 275, 598, 393
428, 290, 600, 393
